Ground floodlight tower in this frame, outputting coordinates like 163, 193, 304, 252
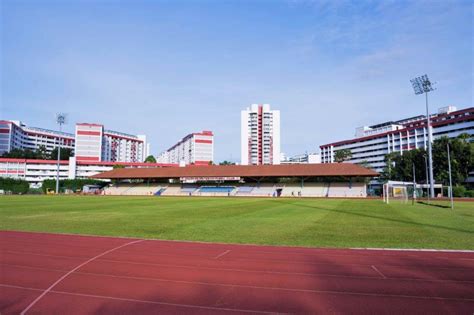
410, 75, 435, 198
55, 113, 67, 194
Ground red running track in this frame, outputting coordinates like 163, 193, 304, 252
1, 231, 473, 314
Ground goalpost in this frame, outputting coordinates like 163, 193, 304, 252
383, 182, 410, 204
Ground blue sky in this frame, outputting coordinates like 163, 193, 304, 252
1, 0, 472, 162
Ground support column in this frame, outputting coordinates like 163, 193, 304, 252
399, 132, 403, 155
414, 129, 418, 149
407, 130, 410, 150
387, 134, 390, 153
423, 127, 427, 149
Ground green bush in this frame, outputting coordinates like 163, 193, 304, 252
452, 185, 467, 197
41, 179, 106, 193
0, 177, 29, 194
464, 190, 474, 198
27, 188, 44, 195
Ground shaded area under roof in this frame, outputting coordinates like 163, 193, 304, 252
92, 163, 378, 179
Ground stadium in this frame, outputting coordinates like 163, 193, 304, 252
93, 163, 377, 197
1, 136, 473, 314
2, 1, 474, 313
1, 111, 473, 314
2, 161, 473, 314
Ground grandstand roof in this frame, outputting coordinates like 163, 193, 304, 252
92, 163, 378, 179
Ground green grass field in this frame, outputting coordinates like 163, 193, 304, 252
1, 195, 473, 249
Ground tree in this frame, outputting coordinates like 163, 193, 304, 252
334, 149, 352, 163
144, 155, 157, 163
113, 164, 125, 169
219, 161, 235, 165
0, 177, 29, 194
381, 149, 426, 183
41, 178, 105, 194
49, 147, 74, 160
2, 148, 43, 159
36, 145, 49, 159
432, 134, 473, 185
381, 134, 473, 186
353, 160, 373, 184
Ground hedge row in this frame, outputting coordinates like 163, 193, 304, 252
0, 178, 29, 194
41, 179, 106, 193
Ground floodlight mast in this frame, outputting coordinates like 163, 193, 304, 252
55, 113, 67, 194
410, 75, 435, 199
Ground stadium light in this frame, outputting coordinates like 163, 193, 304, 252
411, 74, 436, 198
55, 113, 67, 194
423, 154, 429, 201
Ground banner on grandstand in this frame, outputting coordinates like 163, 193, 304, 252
180, 177, 240, 182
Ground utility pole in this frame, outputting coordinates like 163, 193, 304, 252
55, 113, 67, 194
447, 143, 454, 209
412, 163, 416, 205
423, 155, 429, 202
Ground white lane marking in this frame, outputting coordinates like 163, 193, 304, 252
3, 282, 474, 303
7, 261, 474, 285
2, 283, 282, 314
352, 247, 474, 253
20, 239, 144, 315
3, 250, 472, 274
3, 230, 473, 254
371, 265, 387, 279
214, 250, 231, 259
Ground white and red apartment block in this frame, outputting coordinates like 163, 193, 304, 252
157, 131, 213, 166
1, 120, 149, 163
241, 104, 280, 165
74, 123, 103, 162
0, 120, 75, 156
75, 123, 149, 163
0, 157, 176, 187
320, 106, 474, 173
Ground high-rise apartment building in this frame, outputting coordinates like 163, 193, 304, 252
75, 123, 149, 163
241, 104, 280, 165
320, 106, 473, 173
0, 120, 75, 156
157, 131, 213, 166
0, 120, 149, 163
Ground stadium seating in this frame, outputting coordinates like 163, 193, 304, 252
180, 184, 199, 195
103, 181, 366, 197
249, 184, 275, 196
123, 184, 163, 195
280, 182, 366, 197
236, 185, 255, 195
327, 182, 366, 197
103, 184, 131, 195
160, 184, 182, 196
196, 186, 236, 196
155, 187, 167, 196
302, 183, 329, 197
104, 183, 163, 195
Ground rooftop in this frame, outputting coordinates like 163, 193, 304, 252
92, 163, 378, 179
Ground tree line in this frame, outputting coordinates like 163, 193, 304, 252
380, 134, 473, 187
2, 149, 159, 164
1, 146, 74, 160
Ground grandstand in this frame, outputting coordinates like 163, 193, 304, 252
102, 181, 368, 198
94, 164, 377, 198
104, 183, 163, 196
196, 186, 236, 196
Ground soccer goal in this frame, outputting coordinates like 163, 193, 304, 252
383, 182, 410, 204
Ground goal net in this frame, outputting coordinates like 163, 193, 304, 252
383, 181, 449, 206
383, 181, 414, 204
